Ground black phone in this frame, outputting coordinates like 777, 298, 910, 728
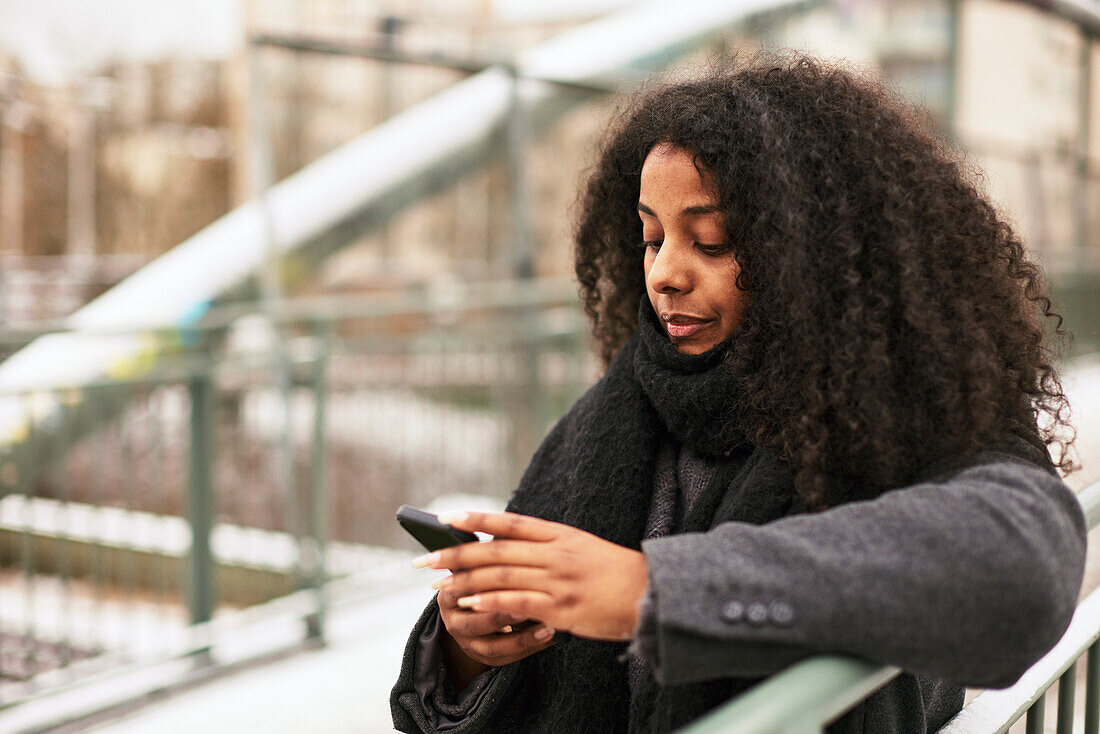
396, 505, 479, 552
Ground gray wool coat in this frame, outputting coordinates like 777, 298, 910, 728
637, 454, 1085, 689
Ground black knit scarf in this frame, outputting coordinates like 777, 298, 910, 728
495, 301, 799, 733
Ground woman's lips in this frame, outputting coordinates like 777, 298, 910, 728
662, 313, 711, 339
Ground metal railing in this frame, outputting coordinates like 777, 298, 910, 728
678, 478, 1100, 734
0, 279, 595, 729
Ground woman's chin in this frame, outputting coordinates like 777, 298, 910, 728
670, 338, 711, 355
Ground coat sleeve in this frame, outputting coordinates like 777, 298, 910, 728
390, 597, 521, 734
638, 452, 1087, 689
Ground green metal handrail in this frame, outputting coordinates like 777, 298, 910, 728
0, 277, 580, 346
677, 478, 1100, 734
676, 659, 900, 734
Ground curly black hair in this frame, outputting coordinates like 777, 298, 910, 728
574, 52, 1075, 509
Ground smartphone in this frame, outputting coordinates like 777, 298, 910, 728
396, 505, 479, 552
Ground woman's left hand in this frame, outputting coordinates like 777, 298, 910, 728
414, 511, 648, 642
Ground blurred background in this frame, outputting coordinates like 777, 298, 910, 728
0, 0, 1097, 732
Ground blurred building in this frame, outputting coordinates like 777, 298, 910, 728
0, 0, 1097, 321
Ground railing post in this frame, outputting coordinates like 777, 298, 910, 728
17, 398, 38, 687
1087, 642, 1100, 734
1059, 665, 1078, 734
304, 325, 329, 639
1026, 694, 1045, 734
188, 362, 216, 658
504, 66, 543, 487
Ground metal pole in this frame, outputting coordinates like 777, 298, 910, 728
504, 68, 541, 479
249, 33, 623, 94
1075, 32, 1092, 267
1058, 665, 1077, 734
248, 41, 282, 306
188, 361, 216, 658
248, 37, 302, 593
945, 0, 962, 139
67, 81, 96, 260
1026, 694, 1046, 734
377, 16, 404, 264
505, 68, 534, 280
305, 324, 329, 639
18, 404, 38, 689
1086, 642, 1100, 734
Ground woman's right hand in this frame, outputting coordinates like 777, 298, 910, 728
436, 584, 556, 690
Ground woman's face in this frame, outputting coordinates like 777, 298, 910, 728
639, 143, 748, 355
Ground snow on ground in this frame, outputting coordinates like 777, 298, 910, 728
85, 581, 439, 734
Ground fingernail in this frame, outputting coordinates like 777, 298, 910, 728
430, 576, 452, 590
534, 626, 555, 642
437, 511, 467, 525
456, 595, 481, 609
412, 552, 440, 569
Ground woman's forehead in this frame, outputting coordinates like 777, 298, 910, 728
639, 144, 720, 209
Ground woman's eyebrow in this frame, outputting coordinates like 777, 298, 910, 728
637, 202, 720, 216
682, 204, 720, 215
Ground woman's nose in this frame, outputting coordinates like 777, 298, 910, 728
647, 241, 693, 294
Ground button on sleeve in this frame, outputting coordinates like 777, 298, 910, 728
746, 602, 769, 627
769, 601, 794, 627
720, 600, 744, 623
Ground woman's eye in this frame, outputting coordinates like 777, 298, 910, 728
696, 243, 731, 256
642, 240, 662, 250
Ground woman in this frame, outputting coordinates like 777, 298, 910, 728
391, 54, 1087, 734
